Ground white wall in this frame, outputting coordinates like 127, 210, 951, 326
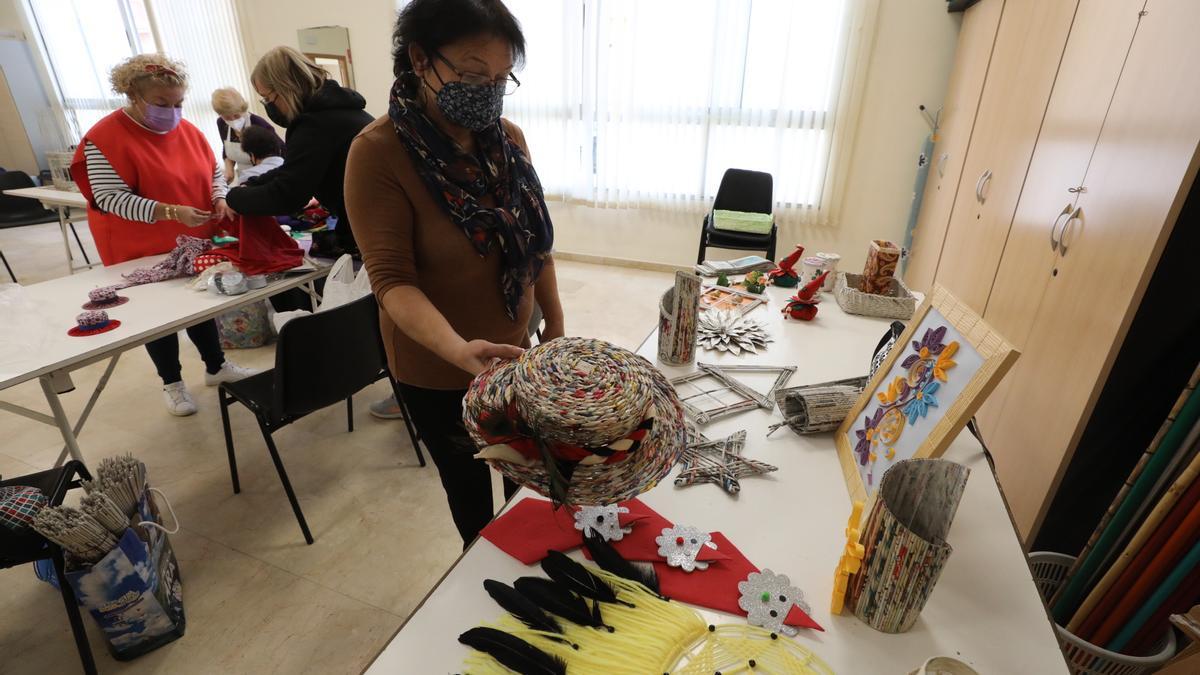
233, 0, 396, 118
233, 0, 958, 272
0, 0, 20, 33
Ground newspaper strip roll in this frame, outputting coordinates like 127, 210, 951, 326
848, 458, 969, 633
771, 376, 867, 435
658, 271, 700, 366
859, 240, 902, 295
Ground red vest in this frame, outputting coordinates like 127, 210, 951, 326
71, 111, 218, 265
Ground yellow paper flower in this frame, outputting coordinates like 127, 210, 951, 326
877, 376, 905, 404
934, 341, 959, 381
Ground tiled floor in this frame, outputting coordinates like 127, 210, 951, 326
0, 221, 672, 674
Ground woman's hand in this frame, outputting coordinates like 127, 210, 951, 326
213, 198, 236, 222
452, 339, 524, 376
155, 203, 212, 227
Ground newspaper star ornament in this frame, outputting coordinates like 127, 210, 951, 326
738, 569, 810, 637
572, 504, 632, 542
656, 525, 713, 572
697, 310, 773, 355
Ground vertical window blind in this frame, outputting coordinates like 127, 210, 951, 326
502, 0, 874, 227
27, 0, 253, 158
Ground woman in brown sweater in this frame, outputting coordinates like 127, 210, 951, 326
346, 0, 563, 547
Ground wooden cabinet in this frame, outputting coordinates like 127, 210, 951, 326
903, 0, 1200, 541
903, 0, 1004, 293
983, 0, 1200, 538
932, 0, 1078, 313
975, 0, 1144, 434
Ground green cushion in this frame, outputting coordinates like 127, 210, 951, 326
712, 209, 773, 234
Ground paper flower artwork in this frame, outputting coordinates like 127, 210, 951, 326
656, 525, 714, 572
853, 326, 959, 486
573, 504, 632, 542
738, 569, 810, 637
697, 311, 773, 354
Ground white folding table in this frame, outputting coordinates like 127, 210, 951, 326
365, 285, 1069, 673
0, 254, 328, 467
2, 185, 97, 274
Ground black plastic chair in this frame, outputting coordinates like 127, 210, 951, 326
0, 461, 97, 674
218, 294, 426, 545
0, 171, 93, 277
696, 168, 778, 264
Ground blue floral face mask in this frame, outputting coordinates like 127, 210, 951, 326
434, 79, 505, 132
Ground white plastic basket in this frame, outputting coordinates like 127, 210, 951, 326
1028, 552, 1176, 675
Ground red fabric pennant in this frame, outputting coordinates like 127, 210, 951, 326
655, 532, 823, 632
480, 497, 648, 565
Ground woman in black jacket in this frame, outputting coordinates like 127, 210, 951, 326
227, 46, 372, 257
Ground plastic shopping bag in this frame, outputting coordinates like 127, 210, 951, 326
272, 254, 371, 332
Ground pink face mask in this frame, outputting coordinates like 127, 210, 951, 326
143, 103, 182, 132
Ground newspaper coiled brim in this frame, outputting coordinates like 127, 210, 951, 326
463, 337, 687, 505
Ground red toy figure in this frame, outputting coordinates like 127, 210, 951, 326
782, 271, 828, 321
768, 245, 805, 288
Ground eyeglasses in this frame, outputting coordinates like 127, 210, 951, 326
433, 52, 521, 95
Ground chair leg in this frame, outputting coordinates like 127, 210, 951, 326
219, 389, 240, 494
68, 223, 92, 265
696, 220, 708, 264
346, 396, 354, 433
53, 549, 98, 675
257, 420, 314, 544
767, 228, 777, 261
0, 249, 15, 282
390, 379, 427, 467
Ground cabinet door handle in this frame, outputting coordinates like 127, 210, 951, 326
1049, 204, 1073, 252
1059, 207, 1083, 256
975, 169, 993, 204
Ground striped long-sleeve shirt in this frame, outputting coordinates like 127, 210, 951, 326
84, 141, 228, 223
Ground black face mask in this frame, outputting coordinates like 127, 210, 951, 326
264, 101, 290, 128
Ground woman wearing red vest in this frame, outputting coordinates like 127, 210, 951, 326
70, 54, 254, 416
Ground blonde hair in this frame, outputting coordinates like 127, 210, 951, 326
211, 87, 249, 116
251, 46, 327, 121
110, 53, 188, 100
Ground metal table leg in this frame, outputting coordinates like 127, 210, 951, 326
56, 205, 77, 274
39, 374, 86, 466
52, 355, 120, 466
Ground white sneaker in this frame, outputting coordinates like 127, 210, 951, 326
163, 382, 198, 416
204, 361, 258, 386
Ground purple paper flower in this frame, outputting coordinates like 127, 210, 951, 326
854, 407, 885, 465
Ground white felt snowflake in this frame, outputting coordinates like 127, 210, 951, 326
737, 569, 810, 637
573, 504, 632, 541
655, 525, 713, 572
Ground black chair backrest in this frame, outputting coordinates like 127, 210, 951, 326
0, 170, 41, 212
273, 293, 387, 416
711, 168, 774, 216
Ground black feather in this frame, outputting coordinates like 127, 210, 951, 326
582, 531, 662, 596
458, 626, 566, 675
483, 579, 578, 650
514, 576, 614, 632
541, 550, 635, 608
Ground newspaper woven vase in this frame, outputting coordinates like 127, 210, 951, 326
848, 458, 969, 633
658, 271, 700, 366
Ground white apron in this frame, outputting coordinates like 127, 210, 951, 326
223, 126, 254, 172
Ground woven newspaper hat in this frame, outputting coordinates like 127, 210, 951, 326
463, 337, 687, 505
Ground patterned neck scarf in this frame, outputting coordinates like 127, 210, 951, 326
387, 79, 554, 321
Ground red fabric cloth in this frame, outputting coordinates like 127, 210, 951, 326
479, 497, 650, 565
655, 531, 823, 632
71, 111, 218, 265
220, 215, 303, 275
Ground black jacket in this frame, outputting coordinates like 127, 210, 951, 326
227, 80, 373, 248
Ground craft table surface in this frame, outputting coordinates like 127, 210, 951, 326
3, 185, 89, 209
366, 285, 1068, 674
0, 253, 327, 389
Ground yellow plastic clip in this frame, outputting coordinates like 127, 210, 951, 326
831, 500, 866, 614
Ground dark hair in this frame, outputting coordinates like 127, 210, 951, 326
392, 0, 525, 95
240, 126, 280, 159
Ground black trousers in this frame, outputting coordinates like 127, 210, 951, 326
144, 320, 225, 385
397, 382, 518, 548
